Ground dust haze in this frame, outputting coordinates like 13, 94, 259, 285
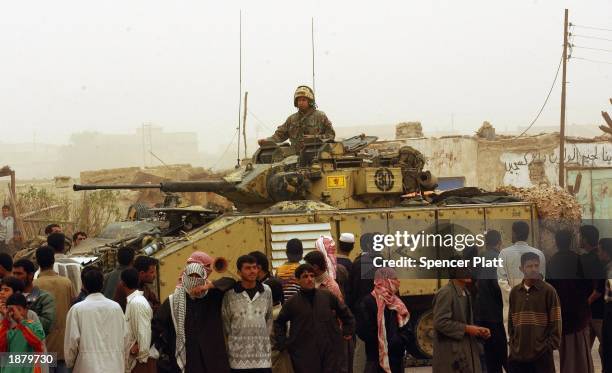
1, 0, 611, 177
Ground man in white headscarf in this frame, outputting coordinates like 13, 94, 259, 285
152, 252, 235, 373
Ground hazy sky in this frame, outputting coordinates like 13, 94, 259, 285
1, 0, 611, 153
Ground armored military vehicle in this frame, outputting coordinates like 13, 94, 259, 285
73, 135, 538, 360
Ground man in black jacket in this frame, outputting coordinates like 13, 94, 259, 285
580, 225, 606, 362
547, 229, 593, 373
356, 268, 411, 373
475, 230, 507, 373
599, 238, 612, 373
249, 250, 284, 306
348, 233, 381, 373
348, 233, 380, 312
273, 263, 355, 373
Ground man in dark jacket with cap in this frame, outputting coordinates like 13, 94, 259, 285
273, 264, 355, 373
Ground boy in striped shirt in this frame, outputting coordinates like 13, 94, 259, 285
508, 252, 561, 373
276, 239, 303, 302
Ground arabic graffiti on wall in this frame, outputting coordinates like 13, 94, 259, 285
500, 142, 612, 187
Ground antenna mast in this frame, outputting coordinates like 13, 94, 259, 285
236, 11, 243, 168
243, 92, 248, 159
311, 17, 316, 94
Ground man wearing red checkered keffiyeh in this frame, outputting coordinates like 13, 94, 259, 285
356, 268, 411, 373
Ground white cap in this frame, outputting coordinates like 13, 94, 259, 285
339, 233, 355, 243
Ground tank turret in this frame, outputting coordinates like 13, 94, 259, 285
73, 134, 437, 212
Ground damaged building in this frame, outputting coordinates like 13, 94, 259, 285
376, 122, 612, 189
373, 122, 612, 235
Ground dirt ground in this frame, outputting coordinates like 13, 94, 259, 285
404, 341, 602, 372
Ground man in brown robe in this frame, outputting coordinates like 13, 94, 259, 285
273, 263, 355, 373
432, 261, 489, 373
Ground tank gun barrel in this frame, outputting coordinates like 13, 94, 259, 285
73, 180, 237, 193
73, 184, 162, 191
160, 180, 236, 193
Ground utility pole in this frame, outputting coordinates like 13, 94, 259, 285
559, 8, 569, 188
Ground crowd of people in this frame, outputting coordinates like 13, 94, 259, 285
0, 223, 412, 373
435, 222, 612, 373
0, 217, 610, 373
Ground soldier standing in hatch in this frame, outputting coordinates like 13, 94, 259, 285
258, 85, 335, 152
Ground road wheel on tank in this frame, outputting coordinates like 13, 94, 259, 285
409, 308, 434, 359
126, 203, 152, 221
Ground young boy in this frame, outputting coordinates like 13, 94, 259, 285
0, 293, 46, 373
508, 252, 561, 373
121, 268, 154, 373
222, 255, 273, 372
276, 238, 303, 302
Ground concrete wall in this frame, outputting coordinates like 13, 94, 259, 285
400, 137, 480, 186
500, 141, 612, 187
400, 133, 612, 189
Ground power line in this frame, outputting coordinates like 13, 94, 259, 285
212, 129, 239, 169
149, 151, 169, 167
247, 109, 272, 131
570, 24, 612, 32
571, 44, 612, 53
513, 52, 564, 139
571, 56, 612, 65
571, 34, 612, 43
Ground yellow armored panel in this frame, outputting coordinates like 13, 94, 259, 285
387, 209, 439, 296
437, 206, 486, 234
311, 171, 359, 208
314, 209, 388, 258
355, 167, 403, 195
154, 215, 266, 300
437, 206, 486, 262
484, 203, 535, 247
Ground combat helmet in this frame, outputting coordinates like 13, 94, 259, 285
294, 85, 315, 108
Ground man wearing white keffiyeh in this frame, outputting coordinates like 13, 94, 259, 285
152, 252, 235, 373
172, 263, 208, 370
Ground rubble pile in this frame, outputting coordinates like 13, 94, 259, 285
497, 185, 582, 255
395, 122, 424, 139
476, 121, 495, 140
79, 164, 233, 211
80, 164, 218, 184
497, 185, 581, 220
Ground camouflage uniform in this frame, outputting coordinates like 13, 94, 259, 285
266, 86, 335, 152
397, 146, 426, 193
267, 108, 335, 152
